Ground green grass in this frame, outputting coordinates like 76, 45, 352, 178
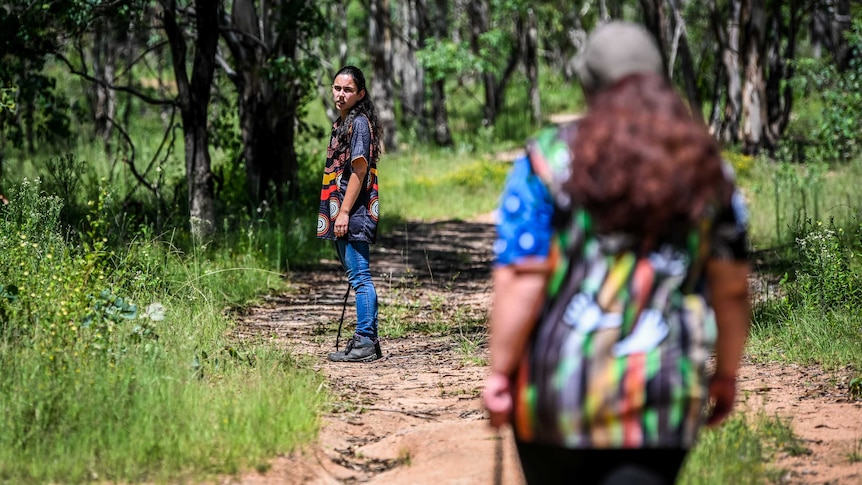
750, 303, 862, 366
0, 182, 326, 483
738, 156, 862, 372
740, 155, 862, 250
380, 148, 510, 222
5, 55, 862, 483
679, 412, 806, 484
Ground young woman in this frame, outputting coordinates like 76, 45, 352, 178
483, 22, 750, 485
317, 66, 383, 363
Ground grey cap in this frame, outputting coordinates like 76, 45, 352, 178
575, 21, 664, 93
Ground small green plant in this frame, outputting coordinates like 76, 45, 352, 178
850, 377, 862, 400
397, 448, 413, 466
791, 221, 860, 311
848, 438, 862, 463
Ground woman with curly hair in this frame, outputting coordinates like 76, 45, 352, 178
483, 22, 750, 484
318, 65, 384, 363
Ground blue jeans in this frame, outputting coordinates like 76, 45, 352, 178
335, 240, 379, 339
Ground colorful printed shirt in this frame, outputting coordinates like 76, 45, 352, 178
317, 115, 379, 242
494, 123, 749, 449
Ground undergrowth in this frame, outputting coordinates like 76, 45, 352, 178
0, 180, 325, 483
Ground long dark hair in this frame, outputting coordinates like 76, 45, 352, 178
567, 73, 732, 247
333, 66, 383, 162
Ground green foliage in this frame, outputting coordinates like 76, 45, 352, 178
0, 86, 16, 112
0, 179, 326, 482
417, 38, 480, 82
790, 18, 862, 163
850, 377, 862, 400
722, 150, 754, 178
740, 157, 859, 250
789, 221, 861, 312
0, 0, 88, 149
680, 413, 804, 484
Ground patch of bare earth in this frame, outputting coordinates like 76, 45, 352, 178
225, 219, 861, 485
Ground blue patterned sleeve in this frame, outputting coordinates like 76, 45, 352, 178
493, 155, 555, 266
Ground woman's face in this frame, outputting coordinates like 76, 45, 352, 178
332, 73, 365, 116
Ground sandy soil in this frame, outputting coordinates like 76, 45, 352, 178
225, 219, 862, 485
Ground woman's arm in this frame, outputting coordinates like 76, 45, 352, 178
484, 261, 549, 427
334, 156, 367, 237
489, 263, 549, 376
704, 258, 751, 426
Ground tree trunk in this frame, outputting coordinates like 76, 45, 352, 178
162, 0, 218, 240
466, 0, 497, 126
90, 17, 118, 147
811, 0, 852, 68
667, 0, 703, 122
765, 0, 800, 148
430, 0, 452, 146
740, 0, 768, 154
639, 0, 671, 73
711, 0, 743, 145
396, 0, 425, 135
316, 1, 348, 123
369, 0, 397, 152
222, 0, 311, 204
524, 7, 541, 125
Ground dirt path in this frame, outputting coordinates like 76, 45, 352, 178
228, 219, 862, 485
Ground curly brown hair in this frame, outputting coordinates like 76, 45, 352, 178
565, 73, 732, 249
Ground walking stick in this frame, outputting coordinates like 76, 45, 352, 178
335, 282, 350, 351
493, 429, 504, 485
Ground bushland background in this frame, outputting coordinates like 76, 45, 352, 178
1, 1, 861, 483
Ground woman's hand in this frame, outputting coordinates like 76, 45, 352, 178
483, 372, 513, 428
706, 374, 737, 427
334, 211, 349, 237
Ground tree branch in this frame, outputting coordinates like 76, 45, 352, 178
53, 52, 176, 107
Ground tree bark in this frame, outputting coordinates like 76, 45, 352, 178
429, 0, 452, 146
466, 0, 497, 126
90, 16, 119, 147
639, 0, 671, 73
765, 0, 800, 148
317, 1, 348, 123
811, 0, 852, 68
524, 7, 541, 125
221, 0, 316, 204
369, 0, 397, 152
396, 0, 425, 135
667, 0, 703, 122
162, 0, 218, 240
740, 0, 768, 153
711, 0, 743, 145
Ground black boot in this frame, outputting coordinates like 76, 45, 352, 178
328, 334, 382, 362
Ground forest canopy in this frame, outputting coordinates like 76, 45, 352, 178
0, 0, 859, 235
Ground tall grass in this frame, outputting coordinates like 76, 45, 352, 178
381, 148, 510, 222
741, 157, 862, 371
0, 181, 325, 483
741, 156, 862, 250
680, 413, 805, 484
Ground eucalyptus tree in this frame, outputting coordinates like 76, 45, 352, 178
425, 0, 453, 145
155, 0, 218, 239
219, 0, 327, 204
368, 0, 398, 151
706, 0, 811, 153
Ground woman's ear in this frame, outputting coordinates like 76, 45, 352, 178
358, 89, 366, 101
